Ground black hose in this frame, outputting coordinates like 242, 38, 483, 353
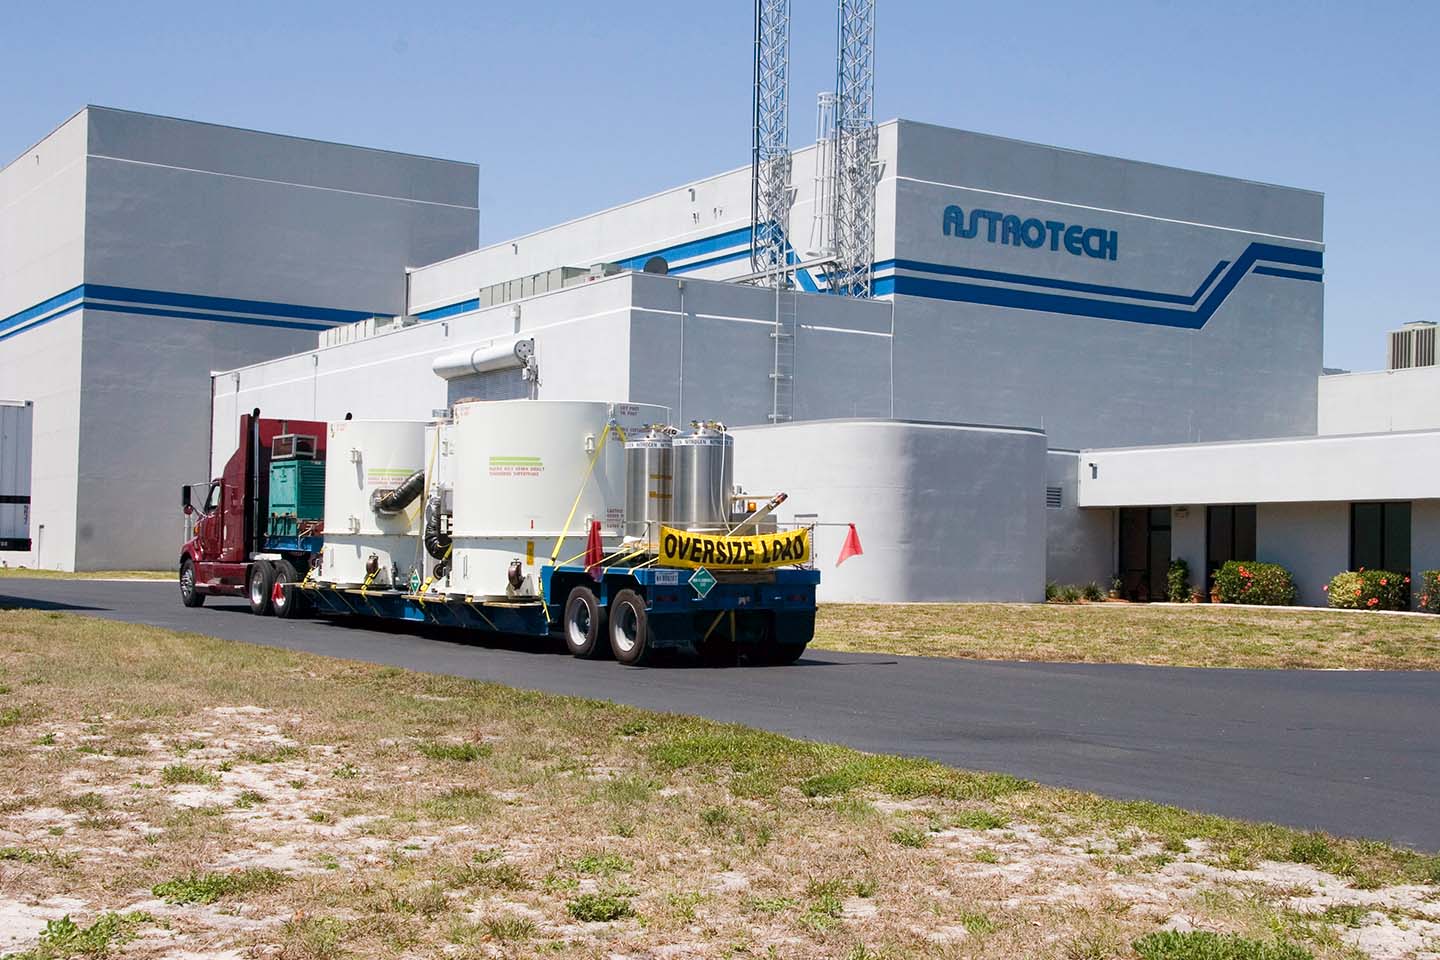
371, 469, 425, 515
423, 490, 451, 560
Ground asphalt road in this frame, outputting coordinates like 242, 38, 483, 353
3, 578, 1438, 850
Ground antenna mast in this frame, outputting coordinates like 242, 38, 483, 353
750, 0, 792, 287
832, 0, 877, 298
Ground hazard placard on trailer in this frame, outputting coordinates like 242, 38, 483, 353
689, 567, 717, 599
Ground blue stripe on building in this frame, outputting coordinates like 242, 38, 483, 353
0, 284, 383, 343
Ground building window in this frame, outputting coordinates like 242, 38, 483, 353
1351, 502, 1411, 572
1206, 504, 1256, 589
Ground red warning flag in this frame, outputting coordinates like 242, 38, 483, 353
836, 523, 863, 566
584, 519, 604, 580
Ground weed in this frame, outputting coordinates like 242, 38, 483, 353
1315, 904, 1368, 928
160, 763, 217, 786
0, 707, 21, 726
566, 893, 633, 922
307, 810, 335, 824
483, 915, 536, 941
573, 851, 632, 875
395, 882, 448, 916
890, 825, 928, 848
452, 861, 529, 891
334, 762, 359, 779
668, 891, 704, 921
152, 867, 288, 904
11, 911, 153, 959
424, 786, 493, 821
238, 744, 302, 764
951, 809, 1010, 830
0, 846, 40, 863
281, 916, 346, 960
34, 732, 55, 746
853, 877, 878, 898
57, 792, 105, 813
958, 910, 994, 935
700, 805, 734, 831
744, 895, 796, 915
1133, 930, 1313, 960
974, 848, 999, 863
234, 790, 266, 809
417, 740, 491, 762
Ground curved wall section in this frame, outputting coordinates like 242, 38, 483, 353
730, 419, 1047, 602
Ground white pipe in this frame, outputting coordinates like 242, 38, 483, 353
431, 338, 534, 380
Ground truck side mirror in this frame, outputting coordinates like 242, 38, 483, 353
181, 485, 193, 515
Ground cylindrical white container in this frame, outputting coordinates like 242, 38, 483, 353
447, 400, 666, 598
316, 419, 428, 588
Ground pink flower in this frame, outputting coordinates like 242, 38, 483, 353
1404, 576, 1411, 584
1367, 597, 1379, 607
1322, 584, 1329, 591
1380, 578, 1388, 586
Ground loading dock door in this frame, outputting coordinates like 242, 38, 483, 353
0, 401, 33, 552
1119, 507, 1171, 601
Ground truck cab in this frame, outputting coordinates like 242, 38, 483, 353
179, 412, 327, 609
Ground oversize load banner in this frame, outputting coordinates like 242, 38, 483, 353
658, 526, 811, 570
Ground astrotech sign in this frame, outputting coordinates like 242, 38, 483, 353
869, 205, 1324, 330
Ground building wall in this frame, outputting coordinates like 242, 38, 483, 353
1043, 452, 1114, 587
1256, 502, 1351, 606
1169, 506, 1206, 599
731, 419, 1049, 602
1318, 367, 1440, 435
888, 122, 1324, 448
1077, 430, 1440, 508
0, 107, 481, 569
0, 112, 89, 568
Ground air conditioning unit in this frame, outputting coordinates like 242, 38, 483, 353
1387, 322, 1437, 370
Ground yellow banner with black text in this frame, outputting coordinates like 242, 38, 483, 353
658, 525, 811, 570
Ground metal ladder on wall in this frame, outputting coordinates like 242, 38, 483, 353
769, 288, 796, 422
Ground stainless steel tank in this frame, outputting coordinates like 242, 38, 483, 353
672, 422, 734, 531
623, 425, 674, 540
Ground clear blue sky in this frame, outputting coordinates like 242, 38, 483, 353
2, 1, 1434, 371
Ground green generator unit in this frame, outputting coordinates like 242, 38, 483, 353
267, 455, 325, 539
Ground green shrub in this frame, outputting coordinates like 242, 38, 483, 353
1050, 584, 1082, 604
1418, 570, 1440, 613
1081, 581, 1105, 602
1166, 559, 1190, 604
1044, 581, 1060, 601
1133, 929, 1312, 960
1213, 561, 1295, 606
566, 893, 633, 922
1325, 569, 1409, 610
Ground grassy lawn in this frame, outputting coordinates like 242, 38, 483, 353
815, 603, 1440, 671
1, 612, 1437, 958
0, 568, 170, 580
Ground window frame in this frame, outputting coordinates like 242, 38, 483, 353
1349, 501, 1411, 573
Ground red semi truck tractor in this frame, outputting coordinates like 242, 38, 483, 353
180, 412, 328, 616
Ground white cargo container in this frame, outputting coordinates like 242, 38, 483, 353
0, 401, 33, 554
446, 400, 665, 599
316, 419, 428, 588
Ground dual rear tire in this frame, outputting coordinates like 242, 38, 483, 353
248, 559, 301, 617
561, 586, 654, 666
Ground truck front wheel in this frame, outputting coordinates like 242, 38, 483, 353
562, 586, 607, 658
609, 590, 653, 666
247, 561, 275, 616
179, 558, 205, 608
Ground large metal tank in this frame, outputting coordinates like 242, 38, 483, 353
623, 425, 674, 541
316, 419, 427, 588
672, 422, 734, 532
448, 400, 667, 598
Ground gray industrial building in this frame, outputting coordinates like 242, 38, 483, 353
4, 107, 1436, 604
0, 107, 477, 569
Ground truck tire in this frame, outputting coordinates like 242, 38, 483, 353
247, 561, 275, 616
179, 558, 205, 608
608, 589, 652, 666
763, 643, 808, 666
562, 586, 607, 658
271, 560, 303, 619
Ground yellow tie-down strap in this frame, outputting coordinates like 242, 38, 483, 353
657, 525, 810, 570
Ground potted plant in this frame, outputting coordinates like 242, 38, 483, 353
1108, 575, 1124, 601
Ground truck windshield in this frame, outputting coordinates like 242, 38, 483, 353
203, 482, 222, 514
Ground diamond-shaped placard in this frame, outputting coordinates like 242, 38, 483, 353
689, 567, 717, 599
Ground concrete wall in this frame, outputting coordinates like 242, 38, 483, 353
1043, 452, 1114, 586
731, 419, 1048, 602
1169, 506, 1206, 600
1255, 502, 1351, 607
1078, 431, 1440, 507
0, 112, 88, 568
1318, 367, 1440, 435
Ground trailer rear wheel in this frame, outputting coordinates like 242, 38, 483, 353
271, 560, 302, 619
247, 561, 275, 616
179, 558, 205, 608
562, 586, 607, 658
609, 590, 652, 666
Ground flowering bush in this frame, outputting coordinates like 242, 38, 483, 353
1166, 559, 1191, 603
1419, 571, 1440, 614
1212, 560, 1295, 606
1325, 569, 1410, 610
